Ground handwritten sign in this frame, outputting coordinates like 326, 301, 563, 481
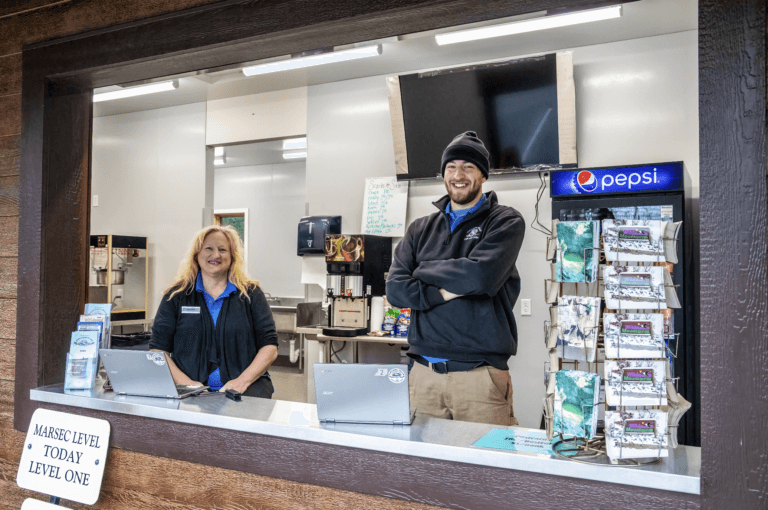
17, 409, 110, 505
361, 177, 408, 237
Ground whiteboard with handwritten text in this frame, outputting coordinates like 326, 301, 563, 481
362, 177, 408, 237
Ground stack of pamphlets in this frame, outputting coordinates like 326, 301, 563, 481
64, 303, 112, 390
603, 313, 665, 359
553, 370, 601, 439
602, 219, 682, 263
604, 359, 667, 407
556, 296, 601, 362
556, 221, 600, 283
602, 265, 680, 309
605, 409, 669, 459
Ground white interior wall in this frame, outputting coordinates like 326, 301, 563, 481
304, 30, 699, 426
213, 162, 307, 298
91, 102, 207, 319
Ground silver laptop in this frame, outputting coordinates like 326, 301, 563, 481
100, 349, 208, 399
314, 363, 415, 425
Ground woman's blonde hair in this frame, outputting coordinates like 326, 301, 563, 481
165, 225, 258, 300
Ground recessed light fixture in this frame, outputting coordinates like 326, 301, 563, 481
283, 137, 307, 150
93, 80, 179, 103
242, 45, 381, 77
435, 5, 622, 46
283, 151, 307, 160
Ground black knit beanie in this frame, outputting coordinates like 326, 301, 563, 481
441, 131, 490, 179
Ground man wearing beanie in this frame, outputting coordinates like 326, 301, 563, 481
387, 131, 525, 426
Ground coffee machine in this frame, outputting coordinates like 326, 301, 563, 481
323, 234, 391, 337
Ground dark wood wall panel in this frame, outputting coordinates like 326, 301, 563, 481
0, 339, 15, 380
0, 381, 13, 423
0, 135, 20, 177
0, 96, 20, 138
0, 55, 21, 96
0, 299, 16, 338
39, 86, 91, 387
0, 257, 17, 299
35, 402, 700, 510
0, 217, 18, 256
699, 0, 768, 509
0, 175, 19, 216
0, 0, 223, 55
0, 0, 72, 18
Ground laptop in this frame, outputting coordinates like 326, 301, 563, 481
313, 363, 415, 425
99, 349, 209, 399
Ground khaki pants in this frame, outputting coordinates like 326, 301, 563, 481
409, 362, 518, 426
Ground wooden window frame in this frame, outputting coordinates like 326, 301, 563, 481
13, 0, 766, 507
213, 208, 249, 269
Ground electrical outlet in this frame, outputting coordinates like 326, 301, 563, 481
521, 299, 531, 316
92, 195, 98, 207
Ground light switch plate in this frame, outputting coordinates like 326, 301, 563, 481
521, 299, 531, 316
92, 195, 98, 207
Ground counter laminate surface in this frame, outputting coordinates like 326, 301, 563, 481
30, 384, 700, 495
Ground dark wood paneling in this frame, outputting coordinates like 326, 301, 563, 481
0, 339, 15, 380
0, 175, 19, 216
36, 403, 700, 510
27, 0, 610, 87
699, 0, 768, 509
0, 95, 20, 138
0, 55, 21, 97
0, 380, 13, 423
0, 217, 18, 256
0, 257, 17, 299
0, 0, 71, 19
0, 0, 222, 56
14, 57, 44, 432
0, 135, 20, 177
0, 299, 15, 339
39, 84, 91, 387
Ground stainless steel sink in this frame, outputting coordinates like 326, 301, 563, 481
265, 296, 306, 333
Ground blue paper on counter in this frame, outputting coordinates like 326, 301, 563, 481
473, 429, 555, 456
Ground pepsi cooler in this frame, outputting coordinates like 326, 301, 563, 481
550, 161, 698, 446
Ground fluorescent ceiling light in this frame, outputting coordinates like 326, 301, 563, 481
435, 5, 622, 45
93, 80, 179, 102
243, 45, 381, 77
283, 137, 307, 150
283, 151, 307, 160
214, 147, 224, 157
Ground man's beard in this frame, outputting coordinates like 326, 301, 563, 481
445, 179, 483, 205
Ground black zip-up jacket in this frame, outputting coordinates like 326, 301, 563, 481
149, 285, 278, 386
386, 191, 525, 370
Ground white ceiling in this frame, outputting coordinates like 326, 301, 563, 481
92, 0, 696, 167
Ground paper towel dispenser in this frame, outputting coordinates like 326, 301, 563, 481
297, 216, 341, 255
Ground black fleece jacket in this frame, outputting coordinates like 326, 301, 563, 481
149, 285, 278, 386
386, 191, 525, 370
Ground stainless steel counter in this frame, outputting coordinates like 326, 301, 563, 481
31, 384, 700, 495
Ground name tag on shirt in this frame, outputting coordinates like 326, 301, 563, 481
181, 306, 201, 314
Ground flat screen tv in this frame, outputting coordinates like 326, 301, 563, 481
388, 53, 577, 180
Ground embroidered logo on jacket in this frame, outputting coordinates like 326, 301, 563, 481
465, 227, 482, 240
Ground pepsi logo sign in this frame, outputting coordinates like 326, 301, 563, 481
576, 171, 597, 192
551, 163, 684, 197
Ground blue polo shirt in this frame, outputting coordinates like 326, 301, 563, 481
196, 273, 238, 390
422, 193, 487, 365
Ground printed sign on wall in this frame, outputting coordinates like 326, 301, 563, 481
17, 409, 110, 505
361, 177, 408, 237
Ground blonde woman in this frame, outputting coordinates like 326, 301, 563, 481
150, 225, 278, 398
